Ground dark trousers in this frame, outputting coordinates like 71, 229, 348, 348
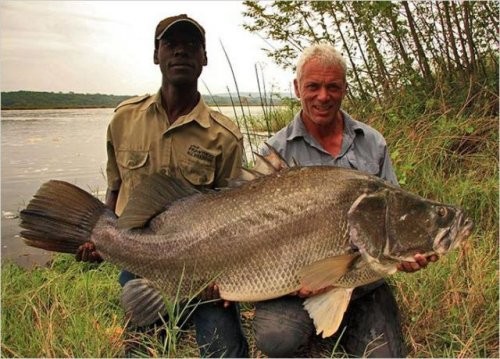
253, 282, 407, 358
119, 270, 249, 358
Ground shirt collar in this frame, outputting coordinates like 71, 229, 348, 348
286, 111, 309, 141
342, 110, 364, 137
287, 109, 364, 141
145, 89, 211, 129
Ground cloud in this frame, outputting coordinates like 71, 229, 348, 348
0, 1, 293, 95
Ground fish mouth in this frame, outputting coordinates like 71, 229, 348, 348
433, 213, 473, 254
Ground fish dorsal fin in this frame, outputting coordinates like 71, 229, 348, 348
298, 254, 356, 291
229, 143, 291, 187
121, 278, 167, 328
262, 142, 290, 170
117, 172, 199, 229
304, 287, 354, 338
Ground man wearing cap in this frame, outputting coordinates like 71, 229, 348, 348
76, 14, 249, 357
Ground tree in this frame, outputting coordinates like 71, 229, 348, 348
242, 0, 498, 115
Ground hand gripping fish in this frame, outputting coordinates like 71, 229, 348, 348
19, 148, 473, 338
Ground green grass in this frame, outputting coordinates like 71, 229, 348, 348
1, 257, 124, 357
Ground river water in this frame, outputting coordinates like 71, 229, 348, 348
1, 106, 273, 267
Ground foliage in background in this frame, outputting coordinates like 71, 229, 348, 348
243, 0, 498, 117
0, 91, 291, 110
1, 91, 133, 110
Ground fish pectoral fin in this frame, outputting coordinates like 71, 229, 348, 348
303, 287, 354, 338
298, 254, 356, 292
121, 278, 167, 328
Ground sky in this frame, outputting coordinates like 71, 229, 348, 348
0, 1, 295, 96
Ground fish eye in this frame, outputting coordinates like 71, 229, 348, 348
436, 206, 448, 217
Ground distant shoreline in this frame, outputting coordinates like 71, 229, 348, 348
1, 90, 291, 111
1, 104, 275, 111
1, 106, 115, 110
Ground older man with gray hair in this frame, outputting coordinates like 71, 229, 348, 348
254, 43, 437, 357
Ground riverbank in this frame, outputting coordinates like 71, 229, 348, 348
1, 91, 290, 110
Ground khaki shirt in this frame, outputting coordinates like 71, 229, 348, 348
106, 90, 243, 215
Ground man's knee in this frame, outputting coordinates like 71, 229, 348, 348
192, 302, 248, 358
342, 283, 407, 358
253, 297, 314, 357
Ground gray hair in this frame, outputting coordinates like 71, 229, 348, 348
296, 43, 347, 84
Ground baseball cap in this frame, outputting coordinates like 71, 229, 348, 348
155, 14, 206, 48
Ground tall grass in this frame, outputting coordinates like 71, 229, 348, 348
220, 40, 255, 163
346, 98, 499, 358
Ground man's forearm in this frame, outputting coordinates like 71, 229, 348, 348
105, 188, 119, 212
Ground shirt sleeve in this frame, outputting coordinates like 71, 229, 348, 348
380, 145, 399, 186
215, 137, 244, 187
105, 124, 122, 191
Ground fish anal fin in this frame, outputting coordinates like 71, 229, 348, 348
121, 278, 167, 328
299, 254, 356, 292
118, 172, 199, 229
303, 287, 354, 338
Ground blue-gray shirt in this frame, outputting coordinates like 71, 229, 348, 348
262, 110, 398, 186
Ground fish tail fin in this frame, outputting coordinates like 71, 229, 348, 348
19, 180, 113, 254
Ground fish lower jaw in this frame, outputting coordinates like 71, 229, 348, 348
360, 250, 398, 276
370, 261, 398, 276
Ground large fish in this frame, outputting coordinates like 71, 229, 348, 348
19, 154, 473, 337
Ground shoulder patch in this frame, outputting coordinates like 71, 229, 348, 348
210, 111, 243, 140
115, 94, 150, 112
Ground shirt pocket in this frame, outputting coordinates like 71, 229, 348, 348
116, 150, 150, 188
346, 152, 379, 176
116, 150, 149, 170
179, 158, 215, 187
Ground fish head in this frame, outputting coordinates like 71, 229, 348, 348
348, 187, 474, 274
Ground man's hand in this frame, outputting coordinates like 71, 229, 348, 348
75, 242, 103, 263
397, 253, 438, 273
199, 284, 232, 308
